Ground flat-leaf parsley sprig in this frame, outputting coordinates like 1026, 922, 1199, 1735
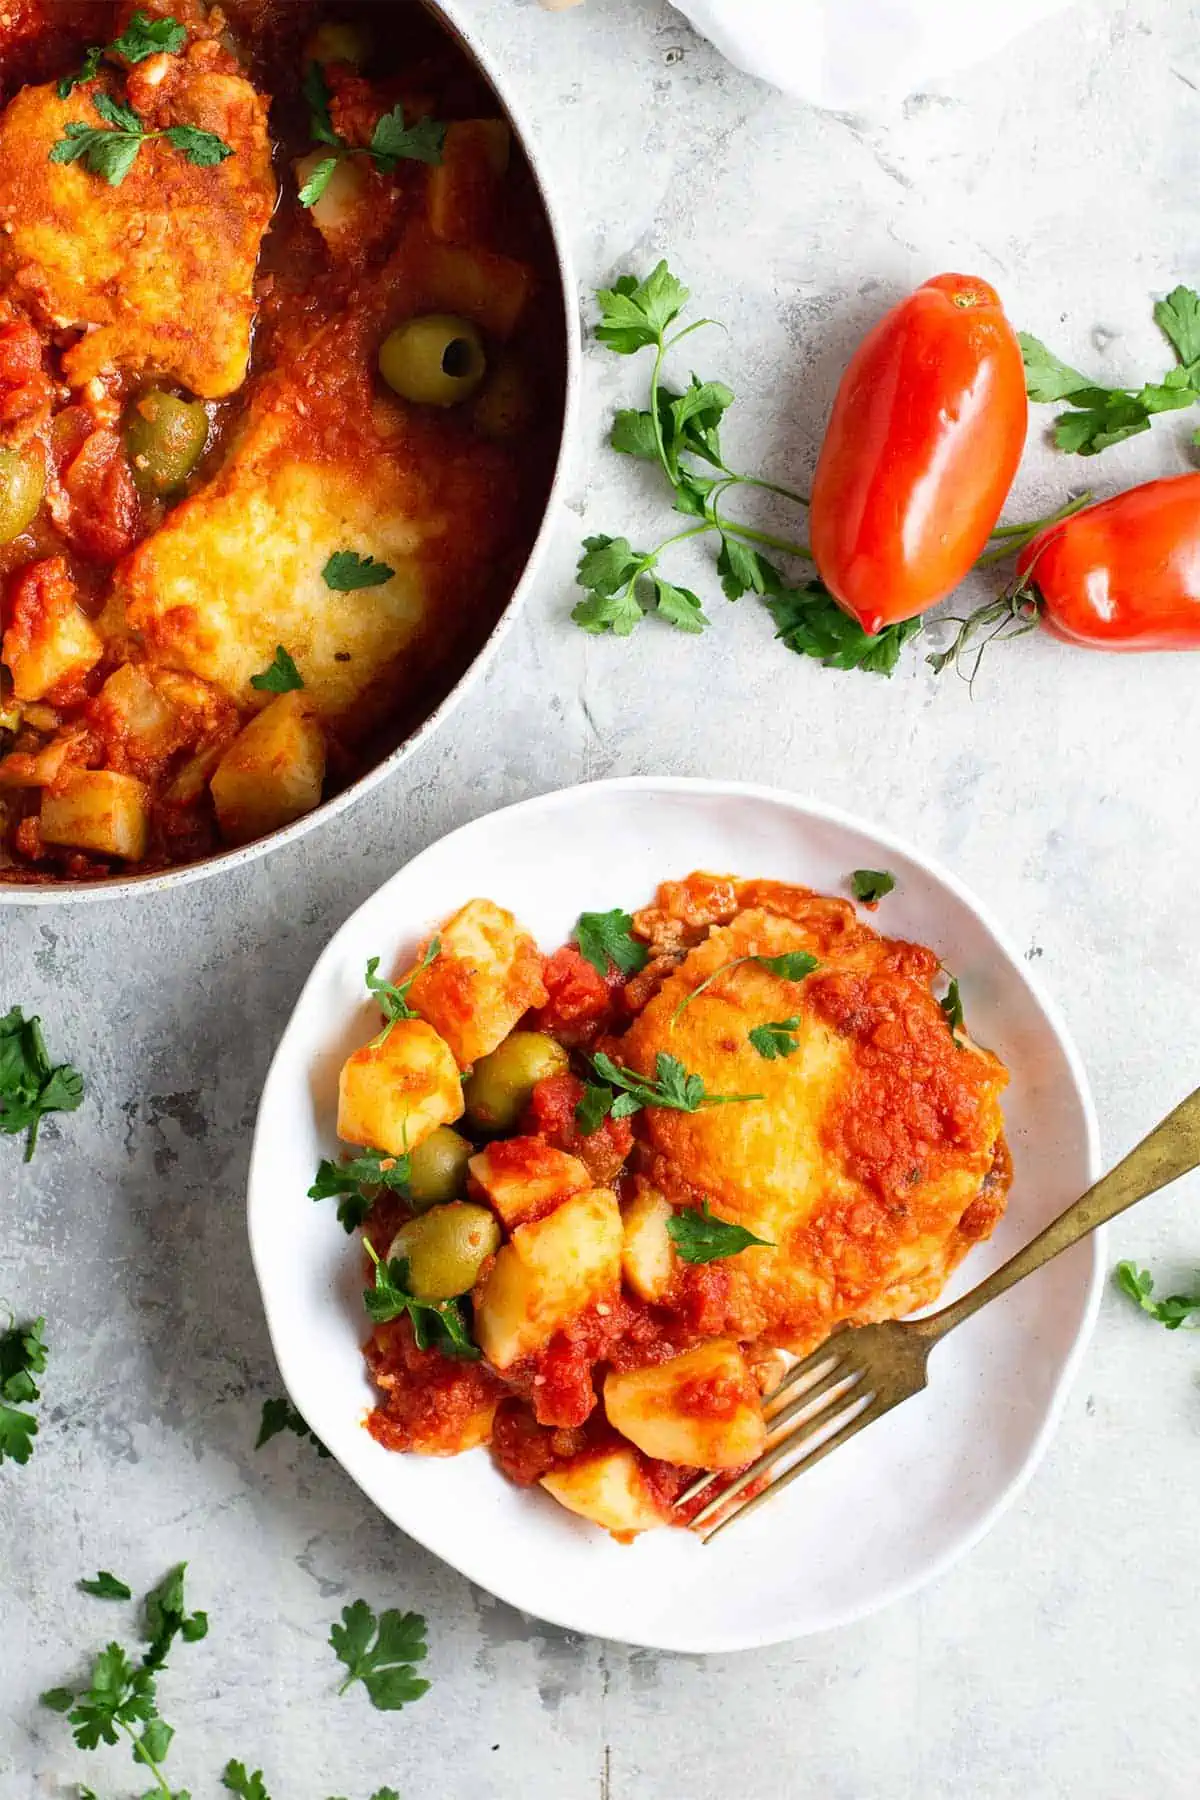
51, 90, 232, 188
0, 1006, 84, 1161
576, 1049, 762, 1133
330, 1598, 430, 1711
298, 61, 445, 207
0, 1312, 48, 1466
363, 1241, 480, 1360
575, 261, 921, 674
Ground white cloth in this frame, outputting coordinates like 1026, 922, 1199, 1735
671, 0, 1076, 113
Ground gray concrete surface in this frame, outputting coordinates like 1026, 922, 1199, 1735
4, 0, 1200, 1793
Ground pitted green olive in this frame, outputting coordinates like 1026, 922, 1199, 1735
379, 315, 487, 407
389, 1201, 501, 1300
0, 446, 45, 544
407, 1125, 473, 1208
463, 1030, 569, 1134
126, 390, 209, 496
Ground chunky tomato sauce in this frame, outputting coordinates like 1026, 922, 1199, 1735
357, 873, 1013, 1536
0, 1, 563, 882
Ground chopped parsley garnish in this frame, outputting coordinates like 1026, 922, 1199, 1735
0, 1007, 83, 1161
58, 12, 187, 97
40, 1564, 207, 1792
298, 61, 444, 207
250, 645, 304, 693
309, 1149, 411, 1233
79, 1572, 133, 1601
574, 907, 649, 977
667, 1199, 773, 1264
322, 550, 396, 591
365, 938, 439, 1042
363, 1242, 479, 1360
50, 90, 233, 187
330, 1599, 430, 1712
850, 869, 895, 903
575, 260, 921, 673
747, 1018, 801, 1060
0, 1313, 48, 1466
671, 950, 819, 1022
939, 976, 964, 1037
224, 1764, 271, 1800
256, 1396, 330, 1458
1115, 1260, 1200, 1329
1019, 285, 1200, 455
576, 1050, 762, 1134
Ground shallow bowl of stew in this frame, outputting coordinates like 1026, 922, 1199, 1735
0, 0, 576, 901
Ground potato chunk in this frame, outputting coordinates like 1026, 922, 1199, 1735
620, 1182, 676, 1303
427, 120, 510, 244
41, 769, 149, 860
2, 556, 101, 702
604, 1341, 765, 1471
414, 239, 533, 339
92, 664, 179, 765
469, 1137, 591, 1229
337, 1018, 464, 1156
210, 692, 326, 848
403, 899, 547, 1067
541, 1448, 666, 1539
473, 1186, 622, 1370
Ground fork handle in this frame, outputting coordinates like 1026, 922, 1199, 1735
914, 1083, 1200, 1344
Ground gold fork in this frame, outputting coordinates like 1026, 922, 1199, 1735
680, 1083, 1200, 1541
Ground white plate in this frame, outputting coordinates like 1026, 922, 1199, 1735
247, 777, 1102, 1652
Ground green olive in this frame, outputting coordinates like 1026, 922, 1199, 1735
407, 1125, 473, 1209
307, 19, 370, 65
464, 1030, 569, 1134
379, 315, 487, 407
389, 1201, 500, 1300
0, 446, 44, 544
472, 356, 534, 440
125, 390, 209, 497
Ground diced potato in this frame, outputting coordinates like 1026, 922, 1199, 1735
403, 898, 547, 1067
209, 692, 326, 848
620, 1182, 677, 1303
41, 769, 150, 860
92, 664, 179, 762
295, 150, 369, 250
404, 1392, 498, 1456
541, 1447, 666, 1539
428, 119, 511, 244
474, 1186, 622, 1370
337, 1017, 464, 1156
469, 1136, 590, 1230
2, 558, 102, 702
415, 239, 534, 339
604, 1341, 766, 1471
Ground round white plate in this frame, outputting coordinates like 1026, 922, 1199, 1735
247, 777, 1102, 1652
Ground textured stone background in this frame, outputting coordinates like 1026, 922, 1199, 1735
4, 0, 1200, 1794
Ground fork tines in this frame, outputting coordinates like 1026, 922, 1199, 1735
676, 1339, 879, 1541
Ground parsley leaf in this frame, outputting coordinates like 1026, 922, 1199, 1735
575, 908, 649, 977
323, 550, 396, 591
58, 46, 103, 98
571, 535, 647, 636
595, 262, 689, 353
1155, 285, 1200, 369
249, 645, 303, 693
649, 572, 709, 633
370, 104, 446, 168
298, 153, 339, 206
256, 1396, 330, 1458
80, 1572, 133, 1601
748, 1018, 801, 1060
1114, 1260, 1200, 1329
303, 61, 341, 147
851, 869, 895, 903
330, 1600, 430, 1711
0, 1314, 47, 1466
50, 89, 232, 186
667, 1199, 773, 1264
143, 1564, 208, 1671
110, 11, 188, 61
224, 1763, 271, 1800
365, 938, 439, 1038
939, 976, 964, 1037
0, 1007, 84, 1160
764, 572, 920, 675
574, 1082, 616, 1135
1016, 334, 1091, 403
309, 1149, 412, 1232
590, 1050, 762, 1117
363, 1244, 480, 1360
